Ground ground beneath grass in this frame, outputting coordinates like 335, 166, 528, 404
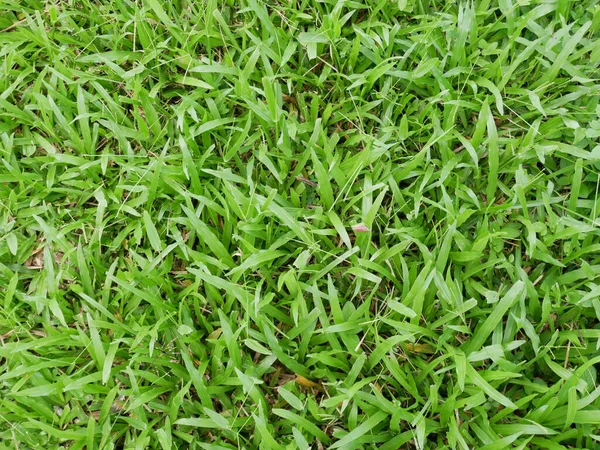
1, 1, 600, 449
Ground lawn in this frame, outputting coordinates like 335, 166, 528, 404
1, 0, 600, 448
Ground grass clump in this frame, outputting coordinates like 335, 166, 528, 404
1, 0, 600, 448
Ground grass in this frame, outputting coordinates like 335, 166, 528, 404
1, 0, 600, 448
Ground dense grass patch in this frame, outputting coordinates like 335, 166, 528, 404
1, 0, 600, 448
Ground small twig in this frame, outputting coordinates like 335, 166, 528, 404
1, 18, 27, 33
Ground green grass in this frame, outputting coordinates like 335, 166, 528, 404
1, 0, 600, 448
